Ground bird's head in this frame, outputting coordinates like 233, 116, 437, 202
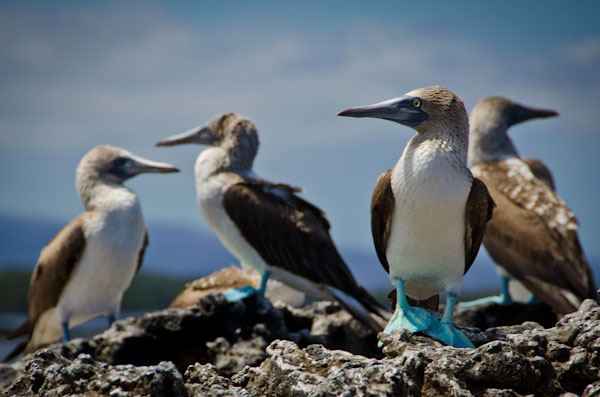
470, 96, 558, 132
77, 145, 179, 186
155, 113, 258, 151
337, 86, 468, 134
468, 97, 558, 164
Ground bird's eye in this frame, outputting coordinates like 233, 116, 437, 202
113, 157, 128, 167
413, 98, 421, 108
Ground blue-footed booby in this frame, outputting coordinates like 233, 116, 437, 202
338, 86, 495, 348
3, 146, 179, 362
468, 96, 600, 314
156, 113, 386, 332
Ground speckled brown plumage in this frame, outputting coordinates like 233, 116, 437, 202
469, 96, 599, 314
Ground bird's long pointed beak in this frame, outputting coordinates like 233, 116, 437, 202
129, 155, 180, 174
337, 97, 429, 127
155, 125, 213, 147
511, 104, 558, 126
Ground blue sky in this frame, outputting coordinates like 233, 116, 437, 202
1, 1, 600, 263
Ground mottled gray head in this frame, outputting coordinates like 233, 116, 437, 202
337, 86, 469, 137
156, 112, 260, 173
77, 145, 179, 185
75, 145, 179, 209
156, 113, 259, 153
468, 97, 558, 164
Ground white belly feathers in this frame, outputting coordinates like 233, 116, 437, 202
387, 143, 471, 299
56, 199, 145, 324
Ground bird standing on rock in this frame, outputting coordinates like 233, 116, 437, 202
338, 86, 495, 348
3, 145, 179, 362
156, 113, 387, 332
467, 96, 600, 314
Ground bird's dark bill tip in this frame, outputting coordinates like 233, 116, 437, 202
337, 108, 360, 117
155, 140, 174, 147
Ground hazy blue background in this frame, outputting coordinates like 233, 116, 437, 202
1, 1, 599, 294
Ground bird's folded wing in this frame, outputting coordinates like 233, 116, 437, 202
464, 177, 495, 275
370, 169, 394, 274
222, 180, 364, 297
474, 160, 591, 302
25, 214, 88, 334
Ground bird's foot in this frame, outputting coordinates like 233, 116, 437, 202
62, 322, 71, 343
459, 294, 512, 307
527, 294, 540, 304
223, 285, 260, 302
427, 321, 475, 348
378, 306, 437, 347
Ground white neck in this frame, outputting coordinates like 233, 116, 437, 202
78, 175, 140, 215
405, 126, 469, 173
194, 140, 256, 182
468, 116, 519, 165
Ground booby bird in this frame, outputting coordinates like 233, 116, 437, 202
156, 113, 386, 332
3, 146, 179, 362
338, 86, 495, 348
468, 96, 600, 313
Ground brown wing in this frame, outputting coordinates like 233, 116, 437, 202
222, 180, 383, 312
129, 228, 148, 288
6, 214, 87, 343
473, 160, 598, 313
464, 177, 495, 275
521, 157, 555, 191
370, 170, 394, 273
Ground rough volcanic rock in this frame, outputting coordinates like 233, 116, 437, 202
454, 300, 558, 329
55, 293, 291, 373
1, 293, 380, 386
236, 299, 600, 396
2, 295, 600, 396
2, 350, 187, 397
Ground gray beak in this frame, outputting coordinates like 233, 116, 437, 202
127, 155, 180, 175
510, 104, 559, 127
155, 125, 216, 147
337, 96, 429, 127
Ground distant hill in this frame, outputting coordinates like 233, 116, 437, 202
0, 213, 569, 297
0, 214, 237, 277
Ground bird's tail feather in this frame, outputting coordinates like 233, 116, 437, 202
328, 286, 387, 332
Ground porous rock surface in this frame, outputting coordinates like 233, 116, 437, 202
2, 294, 600, 396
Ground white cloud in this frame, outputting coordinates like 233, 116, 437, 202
561, 36, 600, 65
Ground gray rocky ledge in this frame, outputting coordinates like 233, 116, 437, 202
2, 295, 599, 396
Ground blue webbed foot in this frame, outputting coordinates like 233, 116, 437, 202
223, 271, 270, 302
427, 321, 475, 348
459, 294, 512, 307
383, 305, 436, 335
429, 292, 474, 348
379, 305, 438, 347
223, 285, 260, 302
379, 279, 439, 347
460, 276, 512, 307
